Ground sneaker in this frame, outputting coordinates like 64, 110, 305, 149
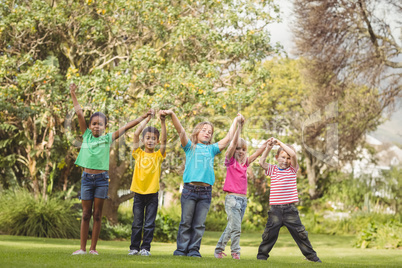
231, 252, 240, 259
305, 257, 322, 263
214, 252, 227, 259
128, 249, 139, 255
72, 249, 87, 255
140, 249, 151, 256
89, 250, 98, 255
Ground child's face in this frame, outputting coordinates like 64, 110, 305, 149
197, 124, 213, 144
235, 144, 247, 162
276, 151, 292, 169
142, 132, 159, 150
89, 116, 106, 137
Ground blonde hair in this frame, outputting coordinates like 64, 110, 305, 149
236, 138, 247, 150
190, 121, 214, 150
276, 144, 296, 157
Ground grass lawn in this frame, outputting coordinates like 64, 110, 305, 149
1, 231, 401, 267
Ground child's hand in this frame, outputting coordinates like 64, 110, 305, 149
267, 138, 274, 147
271, 138, 279, 146
158, 110, 166, 121
236, 113, 245, 125
69, 83, 78, 94
144, 109, 155, 119
160, 110, 173, 116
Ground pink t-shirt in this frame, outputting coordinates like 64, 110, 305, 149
265, 164, 299, 205
223, 156, 249, 195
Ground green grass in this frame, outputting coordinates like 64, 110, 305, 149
1, 231, 401, 267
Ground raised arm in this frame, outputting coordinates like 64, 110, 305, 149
217, 113, 243, 151
248, 139, 269, 164
159, 111, 167, 156
225, 125, 241, 159
274, 138, 298, 168
259, 138, 274, 170
70, 83, 87, 134
161, 110, 188, 147
112, 109, 154, 142
132, 114, 152, 152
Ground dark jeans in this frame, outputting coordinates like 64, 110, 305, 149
257, 203, 318, 260
173, 183, 212, 257
130, 192, 159, 251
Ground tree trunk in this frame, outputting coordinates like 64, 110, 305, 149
102, 143, 132, 225
305, 154, 320, 199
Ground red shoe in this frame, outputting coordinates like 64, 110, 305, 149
214, 252, 227, 259
231, 252, 240, 259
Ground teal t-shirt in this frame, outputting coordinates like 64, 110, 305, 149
181, 140, 221, 185
75, 129, 113, 170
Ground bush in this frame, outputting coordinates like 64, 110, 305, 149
99, 218, 131, 240
0, 189, 80, 238
355, 220, 402, 249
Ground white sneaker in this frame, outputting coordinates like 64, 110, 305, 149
140, 249, 151, 256
72, 249, 87, 255
128, 249, 139, 255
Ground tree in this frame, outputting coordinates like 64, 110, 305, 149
1, 0, 281, 219
292, 0, 401, 198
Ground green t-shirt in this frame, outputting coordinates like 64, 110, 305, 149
74, 129, 113, 170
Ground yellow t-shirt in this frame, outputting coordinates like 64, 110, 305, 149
130, 148, 166, 194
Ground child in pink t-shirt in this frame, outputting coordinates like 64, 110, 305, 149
214, 122, 267, 259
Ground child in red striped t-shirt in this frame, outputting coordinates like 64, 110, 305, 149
256, 138, 321, 263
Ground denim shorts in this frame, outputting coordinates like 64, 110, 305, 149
80, 171, 109, 200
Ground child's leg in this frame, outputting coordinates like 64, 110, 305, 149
174, 187, 197, 256
90, 197, 105, 251
215, 195, 235, 254
80, 200, 93, 251
130, 194, 146, 251
257, 206, 283, 260
141, 193, 159, 251
283, 204, 319, 261
230, 196, 247, 256
187, 188, 211, 257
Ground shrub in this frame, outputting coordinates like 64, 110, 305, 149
0, 189, 80, 238
98, 218, 131, 240
355, 220, 402, 249
154, 209, 180, 242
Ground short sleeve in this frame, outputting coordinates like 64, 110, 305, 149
181, 140, 191, 152
265, 164, 275, 176
157, 149, 167, 159
211, 142, 221, 156
289, 164, 299, 174
225, 156, 235, 167
245, 157, 250, 167
107, 132, 113, 143
132, 147, 142, 160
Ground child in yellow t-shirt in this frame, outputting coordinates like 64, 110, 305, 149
128, 111, 167, 256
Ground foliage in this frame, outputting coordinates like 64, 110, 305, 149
0, 189, 80, 238
98, 218, 131, 240
355, 220, 402, 249
153, 210, 179, 243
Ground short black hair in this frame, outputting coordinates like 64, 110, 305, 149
89, 112, 107, 125
142, 126, 160, 139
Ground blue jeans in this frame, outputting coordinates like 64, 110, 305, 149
130, 192, 159, 251
173, 183, 212, 257
215, 194, 247, 255
257, 203, 318, 260
80, 171, 109, 200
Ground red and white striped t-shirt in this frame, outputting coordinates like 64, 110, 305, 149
265, 164, 299, 205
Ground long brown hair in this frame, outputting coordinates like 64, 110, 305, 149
190, 121, 214, 150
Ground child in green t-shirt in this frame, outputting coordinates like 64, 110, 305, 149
70, 83, 153, 256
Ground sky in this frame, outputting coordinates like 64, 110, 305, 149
267, 1, 402, 145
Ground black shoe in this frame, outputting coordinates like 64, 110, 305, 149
305, 257, 322, 263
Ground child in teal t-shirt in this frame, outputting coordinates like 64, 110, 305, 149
161, 110, 244, 257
